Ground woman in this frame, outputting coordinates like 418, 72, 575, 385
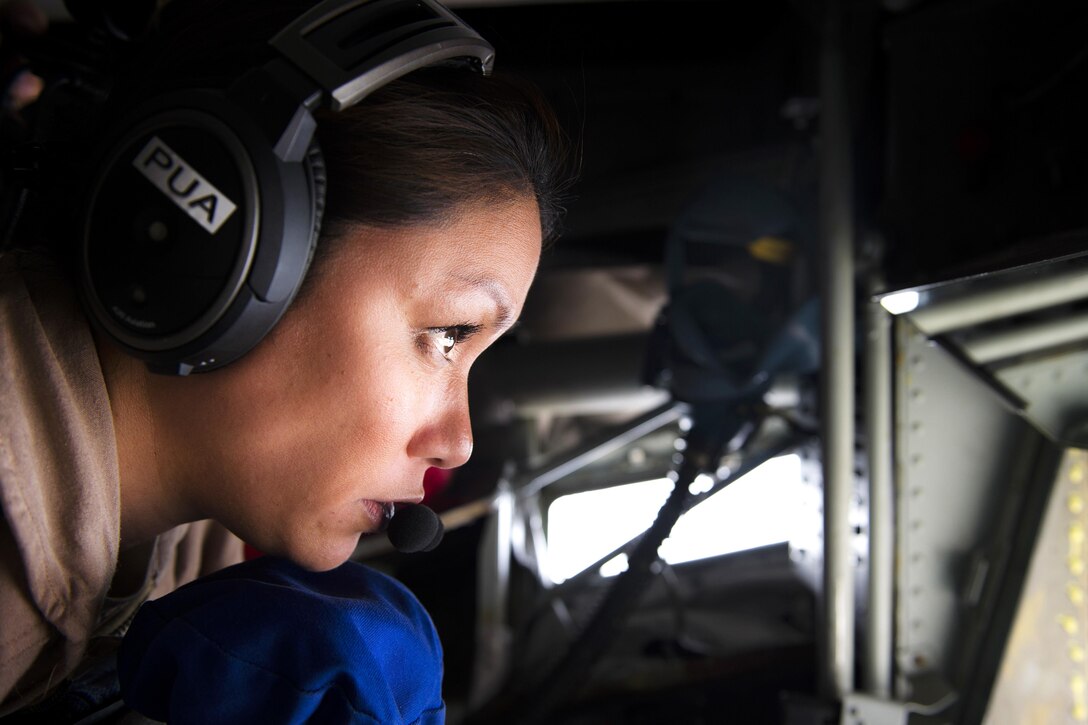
0, 0, 571, 720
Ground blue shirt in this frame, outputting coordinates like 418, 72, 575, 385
118, 556, 445, 724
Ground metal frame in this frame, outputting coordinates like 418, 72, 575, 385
864, 291, 896, 698
907, 264, 1088, 337
469, 402, 688, 709
818, 0, 858, 699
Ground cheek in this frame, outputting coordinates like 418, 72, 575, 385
295, 341, 433, 478
335, 339, 420, 429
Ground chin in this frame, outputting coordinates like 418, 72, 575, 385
282, 534, 360, 573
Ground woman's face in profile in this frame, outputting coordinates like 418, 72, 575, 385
165, 198, 542, 570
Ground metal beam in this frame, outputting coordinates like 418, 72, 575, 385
819, 0, 857, 699
961, 310, 1088, 364
909, 266, 1088, 336
864, 294, 895, 698
515, 401, 688, 501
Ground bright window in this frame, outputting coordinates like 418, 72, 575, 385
545, 454, 805, 584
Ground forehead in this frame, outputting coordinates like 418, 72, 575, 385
334, 198, 542, 286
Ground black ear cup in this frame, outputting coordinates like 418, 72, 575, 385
80, 90, 322, 375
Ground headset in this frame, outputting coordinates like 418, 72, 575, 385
7, 0, 494, 375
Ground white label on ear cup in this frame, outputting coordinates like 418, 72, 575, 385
133, 136, 238, 234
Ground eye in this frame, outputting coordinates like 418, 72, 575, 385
434, 329, 457, 357
426, 324, 483, 360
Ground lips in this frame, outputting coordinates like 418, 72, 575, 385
360, 499, 391, 531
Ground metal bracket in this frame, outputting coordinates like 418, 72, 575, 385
841, 679, 958, 725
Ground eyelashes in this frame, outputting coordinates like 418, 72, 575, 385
422, 323, 484, 360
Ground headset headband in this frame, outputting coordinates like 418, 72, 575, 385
273, 0, 494, 112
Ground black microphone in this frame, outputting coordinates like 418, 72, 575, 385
386, 504, 444, 553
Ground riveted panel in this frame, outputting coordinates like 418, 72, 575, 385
983, 449, 1088, 724
894, 317, 1035, 685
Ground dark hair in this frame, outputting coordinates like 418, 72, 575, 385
315, 67, 570, 247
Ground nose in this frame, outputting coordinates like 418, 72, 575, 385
407, 385, 473, 469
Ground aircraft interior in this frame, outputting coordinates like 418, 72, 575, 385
5, 0, 1088, 723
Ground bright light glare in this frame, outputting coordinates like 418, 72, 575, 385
546, 455, 804, 584
688, 473, 715, 495
661, 455, 804, 567
599, 553, 629, 578
546, 478, 671, 584
879, 290, 920, 315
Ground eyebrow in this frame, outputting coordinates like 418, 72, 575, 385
456, 273, 516, 330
